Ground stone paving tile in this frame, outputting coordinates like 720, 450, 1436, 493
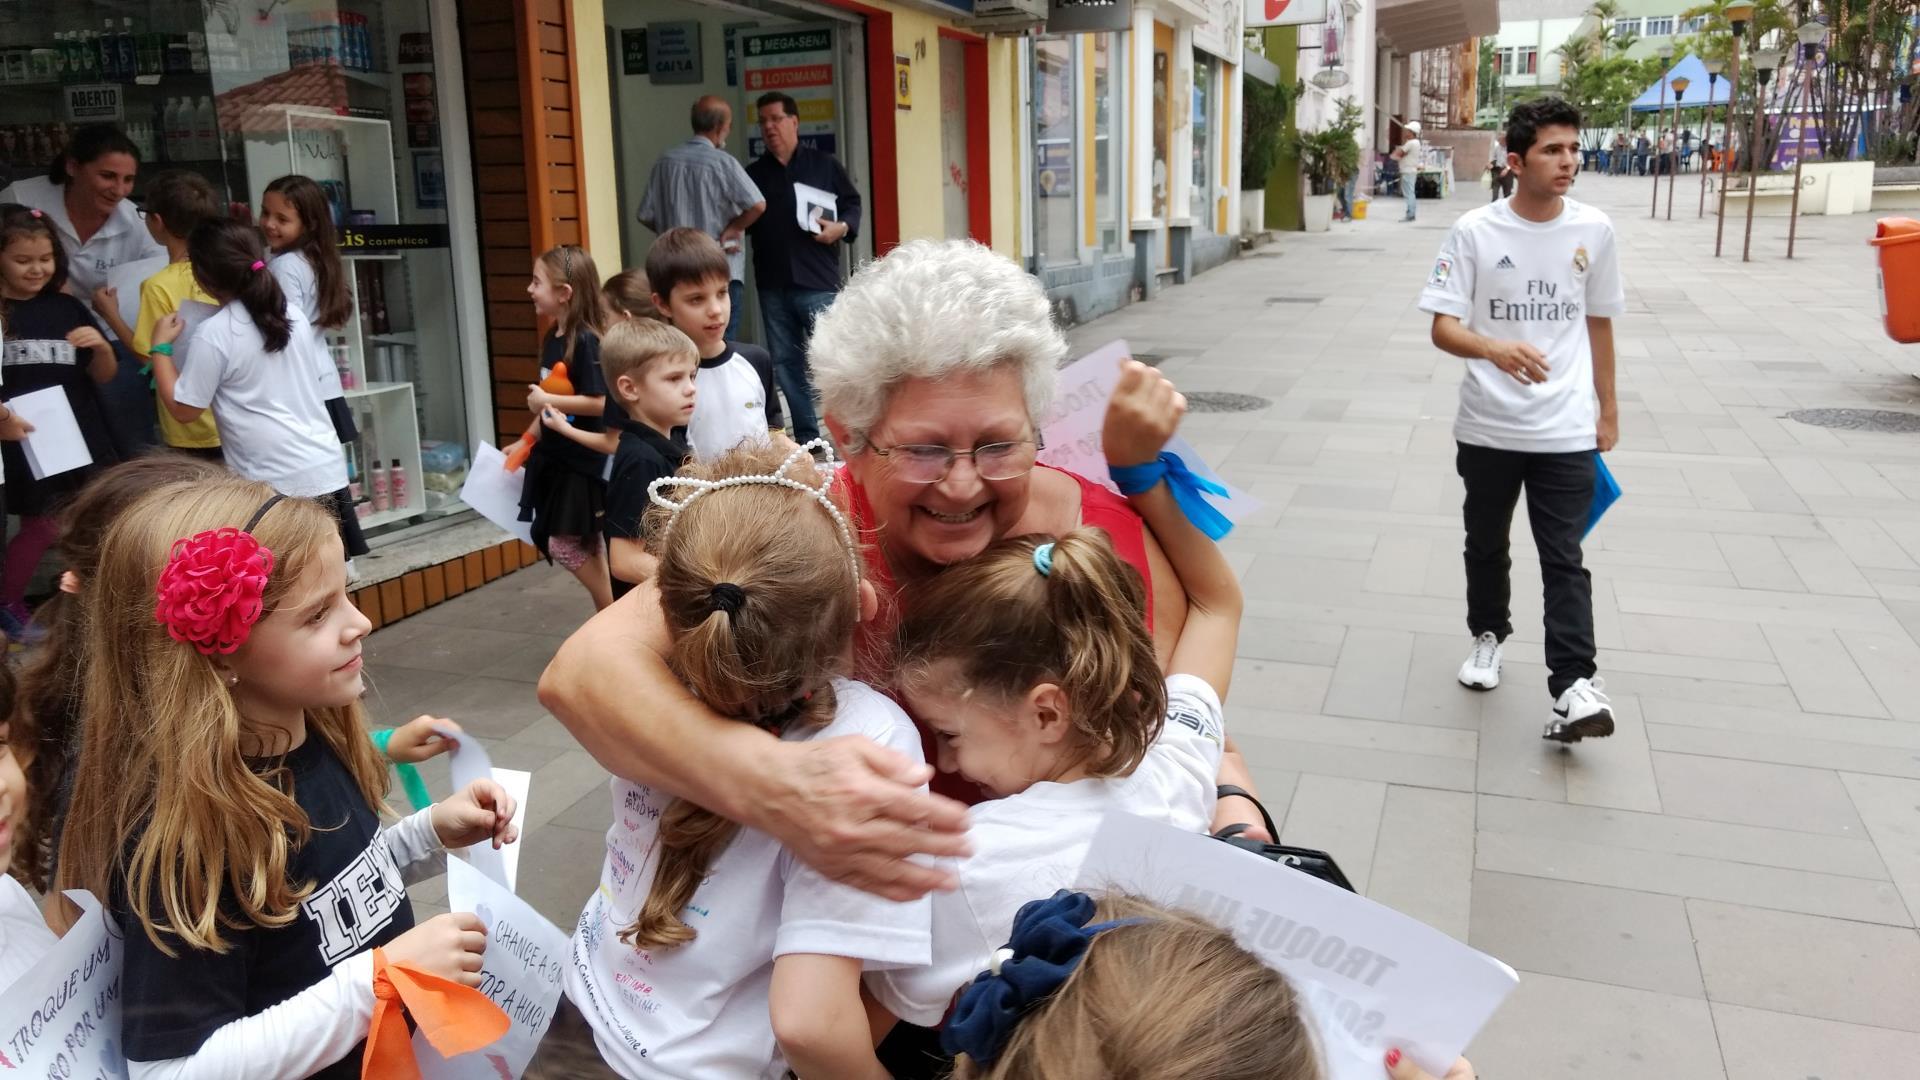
1467, 871, 1704, 999
355, 174, 1920, 1076
1710, 1003, 1920, 1080
1688, 899, 1920, 1032
1468, 971, 1726, 1079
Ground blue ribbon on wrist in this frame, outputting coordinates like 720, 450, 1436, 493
1107, 451, 1235, 540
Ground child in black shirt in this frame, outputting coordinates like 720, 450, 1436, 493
0, 204, 119, 635
543, 317, 698, 602
54, 474, 518, 1077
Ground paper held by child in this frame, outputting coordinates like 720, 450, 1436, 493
1077, 812, 1518, 1080
0, 890, 126, 1074
414, 856, 569, 1080
432, 719, 531, 893
461, 441, 535, 545
1036, 339, 1262, 528
10, 385, 93, 480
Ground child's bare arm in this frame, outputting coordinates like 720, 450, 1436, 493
539, 407, 620, 454
608, 537, 657, 590
1103, 361, 1243, 698
771, 954, 892, 1080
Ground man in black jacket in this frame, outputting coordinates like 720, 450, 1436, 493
745, 91, 862, 447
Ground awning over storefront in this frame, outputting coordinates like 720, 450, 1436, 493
1376, 0, 1497, 54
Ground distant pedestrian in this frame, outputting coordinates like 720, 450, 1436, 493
1419, 97, 1624, 744
745, 91, 862, 446
637, 95, 766, 341
1393, 120, 1424, 222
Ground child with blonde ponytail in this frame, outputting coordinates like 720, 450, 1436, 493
55, 474, 518, 1079
543, 441, 929, 1080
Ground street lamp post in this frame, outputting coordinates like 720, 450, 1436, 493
1668, 76, 1689, 219
1652, 43, 1673, 217
1700, 58, 1725, 217
1786, 20, 1827, 259
1714, 3, 1754, 257
1743, 48, 1782, 262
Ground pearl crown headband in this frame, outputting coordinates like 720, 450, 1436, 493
647, 439, 863, 589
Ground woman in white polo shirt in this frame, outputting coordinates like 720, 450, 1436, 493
0, 124, 166, 457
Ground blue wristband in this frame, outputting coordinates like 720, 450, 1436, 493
1108, 451, 1234, 540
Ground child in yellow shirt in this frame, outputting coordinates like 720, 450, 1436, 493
97, 171, 224, 458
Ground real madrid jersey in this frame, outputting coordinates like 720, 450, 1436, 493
1418, 197, 1625, 453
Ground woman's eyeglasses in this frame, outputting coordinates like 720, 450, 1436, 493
870, 436, 1045, 484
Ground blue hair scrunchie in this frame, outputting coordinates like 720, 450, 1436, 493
941, 890, 1146, 1065
1107, 451, 1235, 541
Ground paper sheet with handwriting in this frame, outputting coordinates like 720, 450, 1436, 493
414, 856, 569, 1080
0, 891, 126, 1075
10, 386, 93, 480
1077, 813, 1517, 1080
1036, 339, 1261, 527
432, 721, 531, 893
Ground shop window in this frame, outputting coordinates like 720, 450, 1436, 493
1033, 35, 1078, 268
0, 0, 473, 534
1189, 51, 1213, 229
1091, 33, 1123, 255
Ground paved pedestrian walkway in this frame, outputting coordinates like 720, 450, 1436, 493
370, 171, 1920, 1077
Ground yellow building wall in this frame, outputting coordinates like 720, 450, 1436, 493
884, 5, 947, 244
987, 36, 1022, 260
568, 0, 624, 277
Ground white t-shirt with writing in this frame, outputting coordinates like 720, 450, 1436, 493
564, 678, 931, 1079
174, 302, 348, 497
869, 674, 1225, 1026
1418, 197, 1626, 453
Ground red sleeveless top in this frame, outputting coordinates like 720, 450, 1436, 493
844, 464, 1155, 804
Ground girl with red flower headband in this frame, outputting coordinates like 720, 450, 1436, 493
0, 202, 121, 643
54, 474, 519, 1079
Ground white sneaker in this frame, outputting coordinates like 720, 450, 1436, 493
1545, 677, 1615, 743
1458, 632, 1503, 690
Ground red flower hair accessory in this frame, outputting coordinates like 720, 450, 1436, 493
154, 495, 285, 655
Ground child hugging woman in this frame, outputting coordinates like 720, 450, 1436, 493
538, 441, 930, 1080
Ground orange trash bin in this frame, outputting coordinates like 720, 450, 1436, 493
1870, 218, 1920, 344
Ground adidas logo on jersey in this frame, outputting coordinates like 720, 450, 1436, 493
1495, 255, 1516, 270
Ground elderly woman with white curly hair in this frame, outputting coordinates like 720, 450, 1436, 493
539, 239, 1266, 902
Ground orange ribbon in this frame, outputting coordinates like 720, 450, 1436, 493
363, 947, 512, 1080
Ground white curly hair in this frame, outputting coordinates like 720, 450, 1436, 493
807, 239, 1065, 451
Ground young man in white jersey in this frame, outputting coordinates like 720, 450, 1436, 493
1418, 97, 1624, 743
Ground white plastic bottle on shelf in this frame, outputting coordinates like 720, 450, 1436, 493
161, 98, 185, 160
192, 97, 217, 160
370, 462, 390, 513
389, 458, 407, 510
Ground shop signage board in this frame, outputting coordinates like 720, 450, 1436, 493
724, 23, 759, 87
1245, 0, 1329, 27
621, 28, 649, 76
1194, 0, 1244, 60
341, 224, 452, 251
648, 21, 703, 84
62, 83, 124, 123
1047, 0, 1134, 34
740, 27, 840, 158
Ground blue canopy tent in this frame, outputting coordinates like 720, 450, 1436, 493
1631, 54, 1729, 112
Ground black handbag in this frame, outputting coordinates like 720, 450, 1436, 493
1212, 784, 1357, 893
